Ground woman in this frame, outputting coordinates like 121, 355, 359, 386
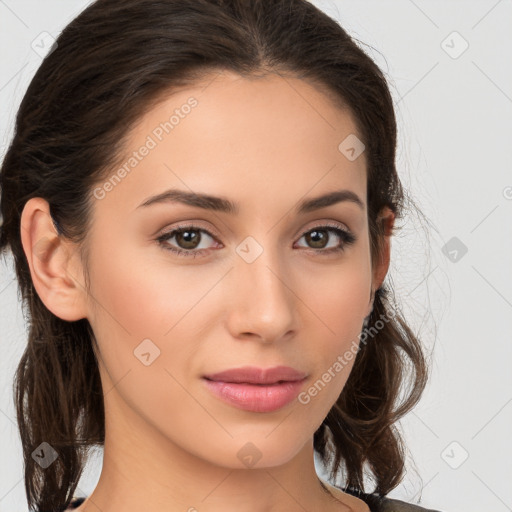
0, 1, 443, 511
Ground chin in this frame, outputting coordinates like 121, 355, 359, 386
197, 431, 310, 470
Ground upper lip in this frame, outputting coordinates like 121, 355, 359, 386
203, 365, 307, 384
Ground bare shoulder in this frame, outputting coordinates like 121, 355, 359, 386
379, 496, 443, 512
339, 491, 371, 512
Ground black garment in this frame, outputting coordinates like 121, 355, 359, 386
344, 486, 442, 512
66, 491, 442, 511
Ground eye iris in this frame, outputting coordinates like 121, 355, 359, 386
306, 229, 328, 249
176, 229, 201, 249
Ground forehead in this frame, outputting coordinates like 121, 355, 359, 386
93, 70, 367, 220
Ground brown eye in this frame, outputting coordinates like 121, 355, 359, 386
295, 225, 356, 253
156, 225, 219, 258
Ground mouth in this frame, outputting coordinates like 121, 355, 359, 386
202, 376, 307, 413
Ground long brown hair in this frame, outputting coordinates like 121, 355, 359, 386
0, 1, 428, 510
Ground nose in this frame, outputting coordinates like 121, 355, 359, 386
225, 243, 297, 344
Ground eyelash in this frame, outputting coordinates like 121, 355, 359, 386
155, 222, 356, 258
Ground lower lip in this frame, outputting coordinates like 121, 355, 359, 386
202, 378, 306, 413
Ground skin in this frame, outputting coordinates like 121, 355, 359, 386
21, 70, 394, 512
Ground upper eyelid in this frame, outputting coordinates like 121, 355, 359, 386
298, 221, 350, 235
157, 222, 220, 242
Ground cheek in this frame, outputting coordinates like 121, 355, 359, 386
295, 255, 371, 392
298, 253, 372, 339
87, 235, 215, 334
84, 242, 218, 429
85, 237, 229, 382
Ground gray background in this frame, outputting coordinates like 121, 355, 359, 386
1, 1, 511, 511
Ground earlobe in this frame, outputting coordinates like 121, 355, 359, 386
20, 197, 88, 322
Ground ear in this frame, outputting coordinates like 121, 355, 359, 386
368, 206, 395, 314
20, 197, 88, 321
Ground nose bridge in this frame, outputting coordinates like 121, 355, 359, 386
228, 234, 296, 339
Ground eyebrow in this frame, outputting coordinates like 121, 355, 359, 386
136, 188, 365, 214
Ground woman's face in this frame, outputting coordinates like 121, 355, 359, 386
81, 70, 382, 469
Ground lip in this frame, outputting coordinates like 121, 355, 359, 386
203, 365, 307, 384
202, 365, 308, 413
